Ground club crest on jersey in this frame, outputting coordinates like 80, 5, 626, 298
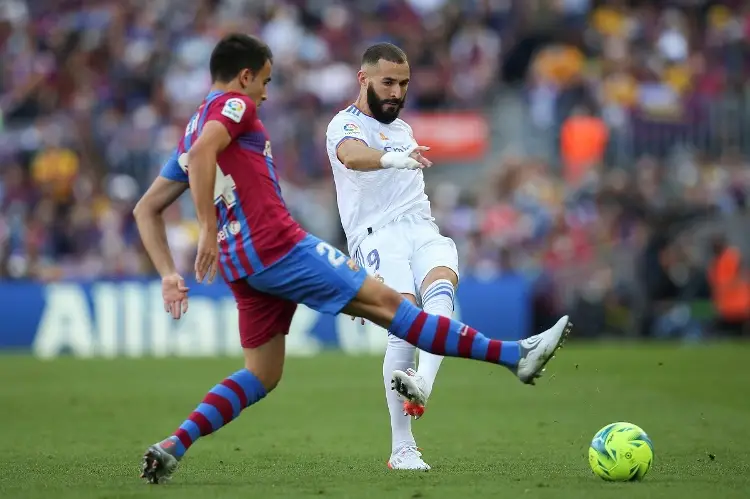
221, 98, 246, 123
379, 132, 388, 141
343, 123, 361, 135
347, 259, 360, 272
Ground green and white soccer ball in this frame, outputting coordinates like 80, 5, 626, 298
588, 422, 654, 481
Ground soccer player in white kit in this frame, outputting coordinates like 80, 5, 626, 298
326, 43, 458, 471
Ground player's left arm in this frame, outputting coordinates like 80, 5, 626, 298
134, 159, 191, 319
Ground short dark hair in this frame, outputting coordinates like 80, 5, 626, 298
209, 34, 273, 83
361, 42, 408, 66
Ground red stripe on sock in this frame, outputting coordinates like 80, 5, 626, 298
486, 339, 502, 362
189, 411, 214, 436
457, 326, 477, 357
431, 316, 451, 355
204, 392, 235, 425
222, 378, 248, 408
405, 311, 429, 346
174, 428, 193, 449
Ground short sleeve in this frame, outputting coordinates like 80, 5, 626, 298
326, 113, 369, 157
159, 149, 188, 183
204, 93, 257, 140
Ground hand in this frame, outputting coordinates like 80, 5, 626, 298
380, 145, 432, 170
162, 273, 189, 320
195, 225, 219, 283
409, 145, 433, 169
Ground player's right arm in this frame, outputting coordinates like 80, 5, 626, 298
188, 94, 255, 283
326, 116, 431, 171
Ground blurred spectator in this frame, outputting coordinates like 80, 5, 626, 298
707, 235, 750, 336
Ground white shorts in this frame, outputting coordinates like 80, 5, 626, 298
352, 214, 459, 298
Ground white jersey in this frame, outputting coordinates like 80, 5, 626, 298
326, 105, 432, 255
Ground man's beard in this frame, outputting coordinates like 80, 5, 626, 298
367, 84, 405, 124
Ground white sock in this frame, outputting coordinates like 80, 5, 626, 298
416, 278, 455, 396
383, 334, 417, 453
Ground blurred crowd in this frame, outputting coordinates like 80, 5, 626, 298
0, 0, 508, 280
0, 0, 749, 336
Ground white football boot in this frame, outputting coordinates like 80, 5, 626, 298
387, 444, 431, 471
516, 315, 572, 384
140, 438, 181, 484
391, 368, 429, 419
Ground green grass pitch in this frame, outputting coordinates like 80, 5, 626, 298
1, 342, 749, 499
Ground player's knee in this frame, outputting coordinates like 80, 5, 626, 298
374, 281, 405, 313
421, 266, 458, 292
244, 362, 283, 393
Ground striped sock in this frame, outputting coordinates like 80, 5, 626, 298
389, 299, 521, 368
162, 369, 267, 458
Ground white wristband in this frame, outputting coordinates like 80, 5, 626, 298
380, 151, 419, 170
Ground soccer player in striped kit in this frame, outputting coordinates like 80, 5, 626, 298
133, 33, 572, 484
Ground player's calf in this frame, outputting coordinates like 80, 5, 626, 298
140, 338, 285, 484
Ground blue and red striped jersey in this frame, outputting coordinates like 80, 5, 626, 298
160, 90, 305, 282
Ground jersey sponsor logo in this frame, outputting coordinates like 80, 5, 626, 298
221, 98, 246, 123
342, 123, 362, 135
177, 153, 236, 208
217, 221, 242, 242
185, 114, 198, 136
383, 145, 411, 153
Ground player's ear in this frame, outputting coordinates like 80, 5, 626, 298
357, 69, 368, 87
239, 68, 253, 87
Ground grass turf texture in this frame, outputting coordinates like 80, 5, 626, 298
1, 342, 748, 499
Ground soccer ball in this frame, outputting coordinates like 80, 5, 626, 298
588, 422, 654, 481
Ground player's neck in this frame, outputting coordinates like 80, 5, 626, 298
353, 95, 373, 118
211, 82, 242, 95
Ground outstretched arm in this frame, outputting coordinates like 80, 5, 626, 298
336, 139, 432, 172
